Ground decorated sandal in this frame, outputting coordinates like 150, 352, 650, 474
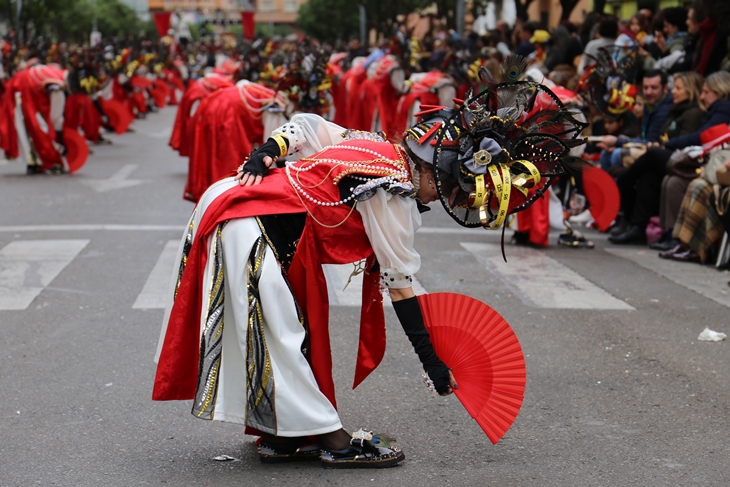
258, 441, 321, 464
320, 429, 405, 469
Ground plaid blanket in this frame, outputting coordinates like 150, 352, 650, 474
673, 178, 724, 262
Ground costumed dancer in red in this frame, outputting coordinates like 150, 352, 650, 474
153, 59, 585, 467
183, 80, 286, 203
0, 64, 68, 174
169, 72, 233, 157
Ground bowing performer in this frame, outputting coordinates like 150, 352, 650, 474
153, 60, 586, 467
0, 64, 68, 174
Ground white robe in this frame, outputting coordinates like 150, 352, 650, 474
156, 115, 421, 435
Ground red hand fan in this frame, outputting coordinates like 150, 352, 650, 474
417, 293, 526, 445
62, 128, 89, 173
583, 165, 620, 232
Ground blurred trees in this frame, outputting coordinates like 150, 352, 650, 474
297, 0, 427, 45
0, 0, 155, 44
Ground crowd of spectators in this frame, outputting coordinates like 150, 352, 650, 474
407, 0, 730, 267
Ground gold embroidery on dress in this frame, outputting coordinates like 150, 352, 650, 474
192, 222, 227, 420
245, 236, 277, 430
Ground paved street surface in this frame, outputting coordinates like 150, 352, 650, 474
1, 109, 729, 486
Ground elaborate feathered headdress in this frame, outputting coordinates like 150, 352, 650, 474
577, 46, 638, 116
405, 55, 587, 231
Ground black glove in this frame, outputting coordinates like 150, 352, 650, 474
55, 130, 67, 156
242, 135, 289, 177
392, 296, 451, 394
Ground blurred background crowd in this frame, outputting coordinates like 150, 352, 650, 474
1, 0, 730, 269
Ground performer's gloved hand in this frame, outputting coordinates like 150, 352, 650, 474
55, 130, 67, 156
392, 295, 456, 395
236, 134, 289, 186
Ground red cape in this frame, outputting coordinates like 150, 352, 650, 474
154, 140, 409, 408
64, 93, 102, 143
184, 83, 277, 203
169, 75, 233, 156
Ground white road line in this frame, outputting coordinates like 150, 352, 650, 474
0, 224, 479, 234
79, 164, 147, 192
417, 226, 490, 235
0, 240, 89, 310
604, 247, 730, 308
462, 242, 635, 310
133, 240, 178, 309
323, 263, 427, 307
0, 224, 184, 232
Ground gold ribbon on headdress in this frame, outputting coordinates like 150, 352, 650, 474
477, 160, 541, 229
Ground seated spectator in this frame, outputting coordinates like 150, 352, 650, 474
641, 7, 689, 72
686, 0, 729, 76
659, 157, 730, 262
643, 12, 667, 63
598, 111, 641, 174
609, 71, 730, 244
578, 16, 619, 74
529, 29, 550, 67
515, 22, 539, 58
596, 70, 674, 165
545, 25, 573, 71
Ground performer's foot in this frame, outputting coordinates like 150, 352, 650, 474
320, 429, 405, 469
48, 164, 66, 175
318, 428, 351, 450
26, 165, 43, 175
96, 136, 113, 146
258, 434, 320, 463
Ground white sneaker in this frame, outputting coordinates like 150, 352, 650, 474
568, 209, 593, 224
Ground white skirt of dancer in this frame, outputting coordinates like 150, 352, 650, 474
157, 178, 341, 437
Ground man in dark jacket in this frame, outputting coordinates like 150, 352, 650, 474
597, 69, 673, 161
597, 70, 673, 240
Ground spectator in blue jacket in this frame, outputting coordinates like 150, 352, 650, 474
609, 70, 730, 244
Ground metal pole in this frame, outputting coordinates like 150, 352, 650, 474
359, 4, 366, 45
16, 0, 23, 45
456, 0, 464, 37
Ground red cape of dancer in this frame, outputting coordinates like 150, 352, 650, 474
149, 78, 170, 109
154, 140, 410, 409
112, 75, 136, 118
64, 93, 102, 143
169, 74, 233, 156
391, 72, 445, 137
341, 64, 368, 130
184, 82, 282, 203
130, 75, 151, 114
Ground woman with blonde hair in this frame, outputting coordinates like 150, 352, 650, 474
650, 71, 707, 249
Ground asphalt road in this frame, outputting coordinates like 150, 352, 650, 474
1, 108, 729, 486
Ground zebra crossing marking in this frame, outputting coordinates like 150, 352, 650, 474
133, 240, 179, 309
0, 240, 89, 310
604, 247, 730, 308
461, 242, 635, 310
131, 244, 428, 311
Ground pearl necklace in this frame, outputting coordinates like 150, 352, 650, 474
285, 145, 410, 207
